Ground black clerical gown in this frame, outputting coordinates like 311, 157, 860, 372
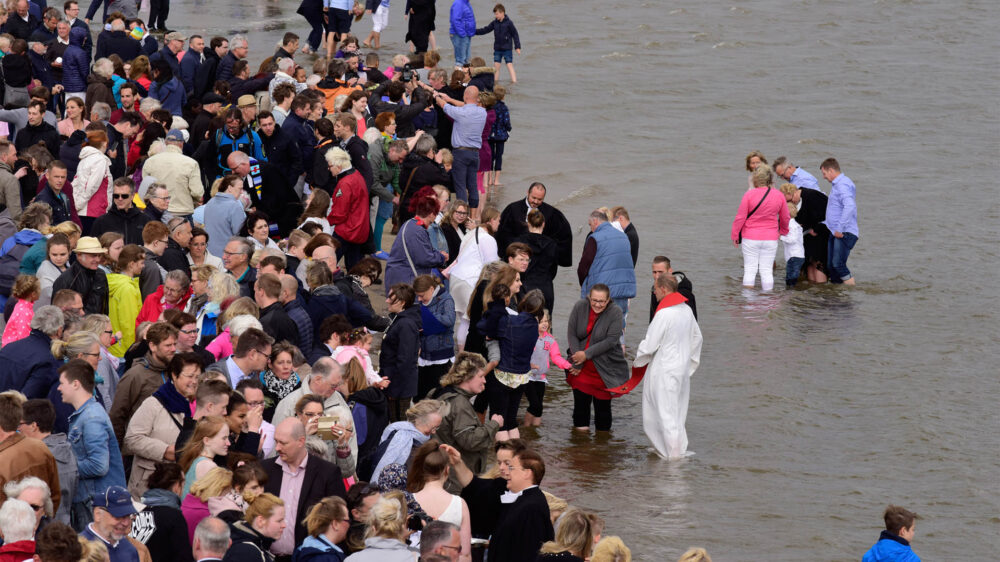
462, 477, 553, 562
496, 199, 573, 267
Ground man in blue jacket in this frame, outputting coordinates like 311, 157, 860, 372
178, 35, 205, 99
863, 505, 921, 562
577, 210, 636, 316
59, 359, 127, 530
449, 0, 475, 66
149, 31, 184, 78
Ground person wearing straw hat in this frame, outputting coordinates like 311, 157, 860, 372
51, 236, 109, 315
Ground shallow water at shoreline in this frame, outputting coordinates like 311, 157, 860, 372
162, 0, 999, 558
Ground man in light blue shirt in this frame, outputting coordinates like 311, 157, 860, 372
773, 156, 821, 191
820, 157, 859, 285
435, 85, 486, 213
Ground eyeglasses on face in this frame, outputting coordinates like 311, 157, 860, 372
113, 193, 131, 199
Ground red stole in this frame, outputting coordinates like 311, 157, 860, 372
606, 292, 689, 396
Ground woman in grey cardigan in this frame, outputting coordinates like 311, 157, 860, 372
566, 284, 629, 432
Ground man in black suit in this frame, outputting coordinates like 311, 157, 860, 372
192, 516, 230, 561
263, 417, 347, 559
443, 443, 554, 562
496, 182, 574, 267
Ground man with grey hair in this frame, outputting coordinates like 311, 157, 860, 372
139, 97, 161, 121
4, 476, 53, 532
192, 516, 230, 561
222, 235, 255, 298
420, 520, 461, 562
578, 209, 637, 318
142, 129, 204, 221
772, 156, 821, 192
0, 498, 36, 552
217, 34, 248, 83
271, 357, 356, 477
268, 57, 302, 106
0, 306, 64, 399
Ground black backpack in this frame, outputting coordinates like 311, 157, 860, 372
358, 428, 422, 482
0, 243, 31, 297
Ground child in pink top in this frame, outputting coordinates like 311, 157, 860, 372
524, 311, 572, 426
335, 329, 390, 388
1, 276, 40, 347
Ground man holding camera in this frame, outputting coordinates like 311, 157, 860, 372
368, 69, 432, 138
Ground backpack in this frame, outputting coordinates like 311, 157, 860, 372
358, 428, 421, 482
0, 243, 31, 296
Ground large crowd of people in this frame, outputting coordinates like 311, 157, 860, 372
0, 1, 879, 561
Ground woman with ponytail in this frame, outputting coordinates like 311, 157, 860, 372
343, 491, 417, 561
222, 492, 286, 562
408, 440, 472, 561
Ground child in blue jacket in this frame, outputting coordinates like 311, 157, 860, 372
475, 3, 521, 82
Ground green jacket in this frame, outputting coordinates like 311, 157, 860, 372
428, 385, 499, 493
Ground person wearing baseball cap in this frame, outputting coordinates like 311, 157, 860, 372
150, 31, 186, 77
81, 485, 144, 561
51, 236, 109, 315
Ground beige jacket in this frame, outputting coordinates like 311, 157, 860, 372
272, 375, 357, 477
141, 145, 205, 215
123, 395, 184, 498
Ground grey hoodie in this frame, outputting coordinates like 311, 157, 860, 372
43, 433, 78, 525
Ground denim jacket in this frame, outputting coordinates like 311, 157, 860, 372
67, 397, 127, 503
419, 287, 456, 362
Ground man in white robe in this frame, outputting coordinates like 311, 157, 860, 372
634, 273, 703, 459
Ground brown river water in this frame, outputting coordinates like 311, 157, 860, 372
158, 0, 998, 558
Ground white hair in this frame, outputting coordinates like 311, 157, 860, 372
325, 147, 351, 169
93, 57, 114, 78
30, 305, 64, 336
277, 57, 295, 73
0, 499, 36, 542
227, 315, 262, 338
229, 34, 248, 50
3, 476, 53, 518
139, 97, 162, 113
362, 127, 381, 146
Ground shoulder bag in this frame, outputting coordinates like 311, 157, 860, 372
737, 187, 771, 244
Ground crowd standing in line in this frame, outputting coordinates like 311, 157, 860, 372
0, 1, 877, 561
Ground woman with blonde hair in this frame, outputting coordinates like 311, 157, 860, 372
191, 270, 239, 346
731, 163, 790, 291
591, 536, 632, 562
223, 492, 286, 562
204, 296, 260, 360
343, 492, 417, 561
180, 466, 233, 540
77, 313, 121, 412
78, 537, 110, 562
178, 416, 230, 497
744, 149, 767, 191
294, 496, 352, 560
677, 547, 712, 562
445, 206, 502, 348
538, 507, 594, 562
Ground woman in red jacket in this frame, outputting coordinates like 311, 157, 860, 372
325, 147, 370, 270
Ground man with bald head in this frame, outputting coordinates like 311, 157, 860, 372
261, 416, 347, 557
433, 85, 486, 216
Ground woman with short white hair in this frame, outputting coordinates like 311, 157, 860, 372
0, 498, 38, 549
3, 476, 53, 532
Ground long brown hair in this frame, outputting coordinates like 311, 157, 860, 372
178, 416, 227, 472
406, 439, 448, 492
299, 188, 331, 222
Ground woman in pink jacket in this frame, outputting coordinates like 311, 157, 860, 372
731, 164, 790, 290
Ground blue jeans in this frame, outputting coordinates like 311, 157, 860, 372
450, 34, 471, 65
452, 149, 479, 207
827, 232, 858, 283
785, 257, 805, 286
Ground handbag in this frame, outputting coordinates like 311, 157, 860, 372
737, 187, 771, 244
0, 64, 29, 108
